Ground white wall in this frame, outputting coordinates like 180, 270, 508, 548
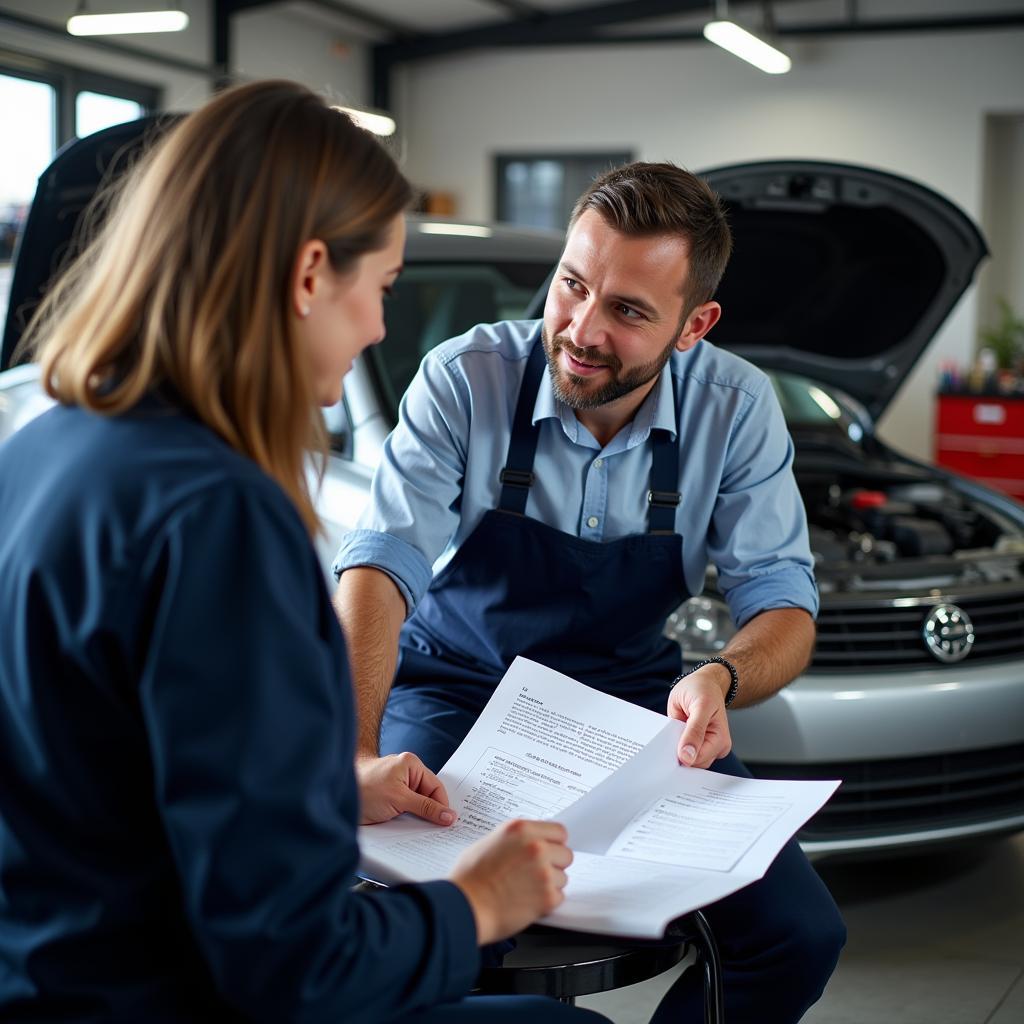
0, 0, 369, 111
979, 115, 1024, 340
396, 28, 1024, 460
233, 4, 367, 109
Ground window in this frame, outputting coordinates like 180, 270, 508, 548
0, 72, 56, 326
495, 152, 633, 231
0, 58, 158, 336
76, 91, 145, 138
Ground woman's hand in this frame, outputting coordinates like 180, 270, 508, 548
451, 819, 573, 944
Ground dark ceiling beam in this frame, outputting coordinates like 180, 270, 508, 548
213, 0, 278, 86
777, 11, 1024, 37
371, 2, 1024, 109
368, 0, 837, 109
378, 0, 719, 62
372, 48, 391, 113
0, 7, 217, 78
376, 0, 1024, 62
370, 0, 728, 109
531, 11, 1024, 47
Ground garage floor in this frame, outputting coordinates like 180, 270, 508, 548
578, 833, 1024, 1023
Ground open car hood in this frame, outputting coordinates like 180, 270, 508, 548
700, 160, 987, 421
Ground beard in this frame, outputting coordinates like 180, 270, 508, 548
541, 326, 678, 410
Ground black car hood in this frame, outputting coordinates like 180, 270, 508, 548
700, 160, 987, 420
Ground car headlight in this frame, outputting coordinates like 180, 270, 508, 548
663, 595, 736, 659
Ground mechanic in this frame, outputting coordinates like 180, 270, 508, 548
334, 161, 847, 1024
0, 80, 609, 1024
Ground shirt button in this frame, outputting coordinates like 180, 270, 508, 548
593, 458, 604, 469
587, 516, 599, 528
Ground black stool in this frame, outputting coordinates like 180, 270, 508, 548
474, 910, 724, 1024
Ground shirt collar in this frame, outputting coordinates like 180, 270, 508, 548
634, 360, 679, 444
532, 355, 678, 448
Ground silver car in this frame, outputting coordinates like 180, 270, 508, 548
2, 126, 1022, 856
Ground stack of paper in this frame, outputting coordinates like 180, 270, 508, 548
359, 657, 838, 938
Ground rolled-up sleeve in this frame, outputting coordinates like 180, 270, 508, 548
707, 380, 819, 627
333, 349, 472, 613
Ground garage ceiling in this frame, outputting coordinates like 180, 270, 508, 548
2, 1, 1022, 102
288, 0, 1024, 41
268, 0, 1024, 106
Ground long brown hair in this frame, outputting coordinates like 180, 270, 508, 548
25, 79, 412, 535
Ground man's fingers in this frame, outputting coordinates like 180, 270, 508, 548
677, 707, 710, 766
403, 793, 457, 826
411, 762, 450, 808
699, 728, 733, 767
686, 722, 733, 768
691, 746, 718, 769
666, 692, 685, 721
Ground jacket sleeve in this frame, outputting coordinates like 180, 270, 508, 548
135, 481, 480, 1023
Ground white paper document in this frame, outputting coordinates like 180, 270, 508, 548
359, 657, 839, 938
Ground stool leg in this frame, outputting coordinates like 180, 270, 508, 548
691, 910, 724, 1024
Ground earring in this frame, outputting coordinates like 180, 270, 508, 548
300, 305, 311, 318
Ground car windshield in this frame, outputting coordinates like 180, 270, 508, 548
366, 261, 868, 447
367, 260, 553, 422
769, 370, 869, 444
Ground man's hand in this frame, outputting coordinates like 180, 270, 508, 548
666, 668, 733, 768
451, 819, 573, 945
357, 752, 457, 827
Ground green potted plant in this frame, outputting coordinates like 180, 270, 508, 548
979, 297, 1024, 393
980, 297, 1024, 367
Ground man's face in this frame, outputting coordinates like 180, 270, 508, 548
542, 209, 692, 411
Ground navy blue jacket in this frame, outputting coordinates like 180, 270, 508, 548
0, 400, 479, 1022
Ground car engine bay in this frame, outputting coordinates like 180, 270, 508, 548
798, 464, 1024, 592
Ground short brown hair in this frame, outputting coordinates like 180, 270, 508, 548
569, 161, 732, 313
27, 80, 412, 535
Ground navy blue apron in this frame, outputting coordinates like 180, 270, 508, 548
381, 334, 847, 1020
384, 332, 690, 769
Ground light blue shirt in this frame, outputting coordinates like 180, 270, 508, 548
333, 319, 818, 628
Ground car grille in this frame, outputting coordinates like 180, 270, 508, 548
748, 743, 1024, 842
813, 589, 1024, 670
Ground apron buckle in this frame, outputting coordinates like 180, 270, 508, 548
648, 489, 681, 508
500, 467, 536, 489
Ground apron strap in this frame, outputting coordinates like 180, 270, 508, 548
498, 333, 682, 532
498, 335, 547, 515
648, 369, 683, 534
647, 428, 681, 534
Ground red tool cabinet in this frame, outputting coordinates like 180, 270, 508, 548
935, 394, 1024, 501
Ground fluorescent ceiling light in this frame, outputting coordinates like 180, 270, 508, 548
418, 223, 493, 238
703, 19, 791, 74
67, 10, 189, 36
332, 105, 396, 137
